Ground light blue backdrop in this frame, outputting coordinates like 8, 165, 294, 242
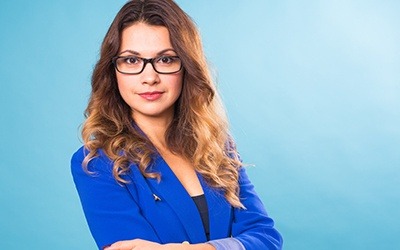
1, 1, 399, 249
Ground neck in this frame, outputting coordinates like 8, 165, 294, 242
133, 113, 173, 149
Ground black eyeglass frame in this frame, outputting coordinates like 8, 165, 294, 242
111, 55, 183, 75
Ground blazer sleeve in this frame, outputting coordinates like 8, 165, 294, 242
70, 147, 160, 249
231, 167, 283, 250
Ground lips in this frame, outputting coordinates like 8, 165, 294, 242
138, 91, 164, 101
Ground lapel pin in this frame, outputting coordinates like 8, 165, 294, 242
153, 194, 161, 201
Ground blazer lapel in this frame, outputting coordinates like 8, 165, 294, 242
198, 173, 233, 240
145, 155, 207, 243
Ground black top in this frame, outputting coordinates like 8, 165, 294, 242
191, 194, 210, 240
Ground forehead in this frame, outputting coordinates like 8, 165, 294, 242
119, 22, 173, 55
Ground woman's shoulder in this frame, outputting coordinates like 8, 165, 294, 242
71, 145, 86, 163
70, 145, 113, 174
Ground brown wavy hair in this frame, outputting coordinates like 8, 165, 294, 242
82, 0, 244, 208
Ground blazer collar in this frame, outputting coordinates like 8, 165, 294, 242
198, 173, 233, 239
126, 124, 233, 240
145, 155, 232, 242
146, 156, 206, 243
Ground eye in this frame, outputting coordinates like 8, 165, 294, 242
157, 56, 176, 64
123, 56, 141, 64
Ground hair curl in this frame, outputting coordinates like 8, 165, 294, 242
82, 0, 244, 208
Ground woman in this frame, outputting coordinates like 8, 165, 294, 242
71, 0, 283, 249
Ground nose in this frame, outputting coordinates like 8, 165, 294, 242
140, 62, 160, 85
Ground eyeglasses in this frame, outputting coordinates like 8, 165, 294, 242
112, 55, 182, 75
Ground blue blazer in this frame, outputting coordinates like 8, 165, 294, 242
71, 146, 283, 249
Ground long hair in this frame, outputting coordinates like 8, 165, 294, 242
82, 0, 244, 208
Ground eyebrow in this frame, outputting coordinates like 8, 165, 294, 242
118, 48, 177, 56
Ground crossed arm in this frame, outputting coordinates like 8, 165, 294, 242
104, 239, 215, 250
71, 148, 282, 250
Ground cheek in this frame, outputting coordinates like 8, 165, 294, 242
117, 75, 136, 92
117, 80, 127, 99
171, 75, 183, 96
116, 76, 136, 104
116, 74, 124, 92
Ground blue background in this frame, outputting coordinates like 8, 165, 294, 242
1, 1, 399, 249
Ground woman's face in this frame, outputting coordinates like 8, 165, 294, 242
116, 22, 183, 123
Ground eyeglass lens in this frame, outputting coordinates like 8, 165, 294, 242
114, 55, 181, 74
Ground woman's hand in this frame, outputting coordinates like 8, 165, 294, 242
104, 239, 215, 250
104, 239, 163, 250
